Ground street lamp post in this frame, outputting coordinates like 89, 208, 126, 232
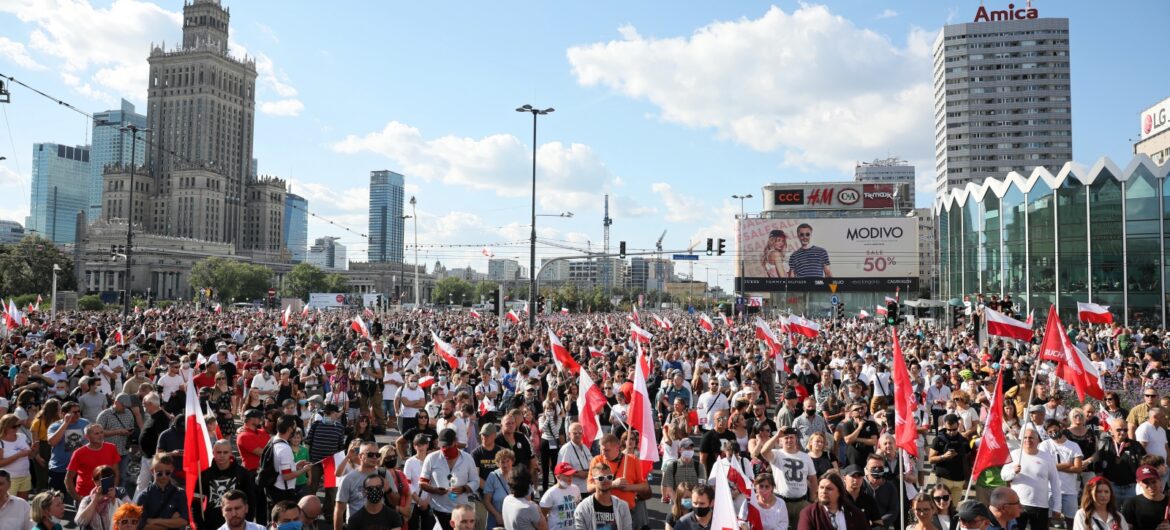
400, 213, 411, 306
120, 124, 148, 318
731, 193, 753, 306
51, 263, 60, 320
410, 196, 419, 307
516, 104, 554, 327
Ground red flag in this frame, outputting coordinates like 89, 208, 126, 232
301, 304, 310, 317
971, 371, 1011, 478
711, 460, 740, 530
506, 310, 521, 324
478, 397, 495, 417
786, 315, 820, 338
984, 307, 1033, 341
577, 370, 608, 446
588, 347, 605, 358
753, 317, 783, 358
1038, 306, 1104, 400
721, 313, 733, 327
432, 332, 461, 371
651, 314, 673, 331
183, 376, 213, 527
629, 306, 640, 323
603, 320, 611, 337
363, 307, 374, 318
213, 303, 222, 314
418, 376, 436, 389
281, 305, 292, 329
858, 309, 871, 320
698, 313, 714, 332
547, 329, 581, 375
724, 336, 732, 354
875, 305, 888, 316
561, 307, 569, 315
322, 451, 347, 489
629, 323, 653, 344
350, 316, 370, 338
1077, 302, 1113, 324
892, 328, 918, 457
630, 344, 659, 475
469, 308, 481, 318
113, 326, 125, 346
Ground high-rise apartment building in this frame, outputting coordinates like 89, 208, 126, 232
27, 143, 90, 244
284, 192, 308, 262
308, 236, 346, 270
368, 170, 405, 263
89, 100, 146, 222
933, 8, 1071, 194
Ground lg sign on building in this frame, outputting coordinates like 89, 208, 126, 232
1142, 97, 1170, 141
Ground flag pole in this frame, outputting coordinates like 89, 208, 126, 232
1013, 364, 1044, 468
898, 447, 907, 529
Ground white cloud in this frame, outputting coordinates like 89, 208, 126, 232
256, 23, 280, 44
287, 178, 367, 212
0, 36, 44, 70
650, 182, 705, 222
259, 99, 304, 117
877, 9, 898, 19
567, 5, 936, 175
332, 121, 616, 214
255, 52, 298, 98
611, 195, 656, 218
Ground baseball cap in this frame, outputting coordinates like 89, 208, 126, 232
437, 428, 458, 448
841, 464, 864, 477
678, 438, 694, 449
1137, 465, 1160, 482
957, 500, 994, 522
554, 462, 576, 476
480, 423, 498, 436
321, 404, 340, 415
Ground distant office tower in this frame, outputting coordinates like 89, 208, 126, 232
488, 259, 521, 281
368, 170, 405, 263
89, 99, 146, 222
0, 220, 25, 244
27, 143, 90, 244
933, 9, 1071, 194
284, 192, 308, 262
855, 157, 915, 206
308, 236, 347, 270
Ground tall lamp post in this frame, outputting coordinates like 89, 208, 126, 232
120, 124, 148, 317
51, 263, 61, 320
410, 196, 419, 307
731, 193, 753, 303
517, 104, 554, 326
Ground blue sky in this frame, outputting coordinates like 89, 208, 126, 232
0, 0, 1165, 293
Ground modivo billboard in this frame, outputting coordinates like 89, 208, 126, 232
737, 217, 919, 292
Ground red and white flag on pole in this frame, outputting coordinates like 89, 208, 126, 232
724, 336, 732, 354
547, 329, 581, 375
560, 307, 569, 315
884, 296, 898, 304
300, 304, 310, 317
971, 371, 1011, 478
602, 320, 611, 337
1077, 302, 1113, 324
786, 315, 821, 339
588, 347, 605, 358
113, 326, 125, 346
875, 305, 888, 316
984, 307, 1033, 341
710, 459, 740, 530
629, 306, 640, 323
350, 316, 370, 338
577, 370, 608, 446
322, 451, 347, 489
651, 314, 673, 331
891, 328, 918, 457
630, 345, 659, 475
698, 313, 714, 332
1038, 306, 1105, 400
213, 303, 222, 314
629, 323, 653, 344
469, 308, 482, 318
721, 313, 733, 327
478, 396, 496, 417
506, 310, 521, 324
481, 246, 495, 258
363, 307, 375, 318
858, 309, 871, 320
753, 318, 783, 358
281, 305, 292, 329
432, 332, 461, 371
182, 376, 213, 526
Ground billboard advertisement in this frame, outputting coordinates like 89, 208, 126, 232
308, 292, 351, 308
737, 217, 918, 292
763, 183, 907, 211
1141, 96, 1170, 141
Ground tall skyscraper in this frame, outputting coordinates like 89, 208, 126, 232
27, 143, 90, 244
308, 236, 346, 270
284, 192, 308, 263
932, 7, 1071, 194
89, 99, 146, 222
368, 170, 405, 263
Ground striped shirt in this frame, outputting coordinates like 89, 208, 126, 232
789, 246, 830, 277
305, 418, 346, 462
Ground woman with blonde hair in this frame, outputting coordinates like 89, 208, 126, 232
761, 229, 789, 278
0, 413, 34, 498
665, 482, 695, 530
29, 490, 64, 530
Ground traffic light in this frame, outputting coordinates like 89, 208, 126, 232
537, 295, 546, 314
717, 238, 726, 256
886, 301, 899, 326
951, 306, 963, 328
494, 287, 503, 316
706, 238, 714, 256
619, 241, 626, 259
835, 303, 844, 320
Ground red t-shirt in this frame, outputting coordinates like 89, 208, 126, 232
66, 442, 121, 496
193, 372, 216, 389
236, 427, 270, 471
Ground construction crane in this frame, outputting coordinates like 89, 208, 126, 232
654, 229, 667, 294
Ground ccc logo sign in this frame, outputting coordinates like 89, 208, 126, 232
837, 188, 860, 205
774, 189, 804, 205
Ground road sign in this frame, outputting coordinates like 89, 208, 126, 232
672, 254, 699, 261
267, 288, 276, 296
830, 295, 840, 306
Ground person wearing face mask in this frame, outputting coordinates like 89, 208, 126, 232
539, 463, 579, 530
269, 500, 303, 530
791, 397, 830, 447
660, 438, 705, 505
419, 428, 479, 530
670, 484, 717, 530
343, 474, 404, 530
572, 462, 632, 530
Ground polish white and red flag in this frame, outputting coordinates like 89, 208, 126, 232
984, 307, 1033, 341
281, 305, 292, 329
753, 318, 784, 358
710, 457, 740, 530
577, 369, 608, 446
561, 307, 569, 315
350, 316, 370, 338
787, 315, 821, 339
363, 307, 375, 318
698, 313, 715, 333
588, 347, 605, 358
113, 326, 125, 346
721, 313, 734, 327
321, 451, 347, 489
418, 375, 436, 389
213, 303, 222, 314
724, 336, 732, 354
506, 309, 521, 324
858, 309, 871, 320
469, 308, 481, 318
432, 332, 461, 371
1077, 302, 1113, 324
630, 323, 654, 344
630, 344, 659, 475
1038, 306, 1104, 400
628, 306, 640, 323
182, 376, 213, 525
884, 296, 898, 304
300, 304, 310, 317
481, 246, 495, 258
3, 300, 20, 331
547, 329, 581, 375
651, 314, 673, 331
875, 305, 888, 316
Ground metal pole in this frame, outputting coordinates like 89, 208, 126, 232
528, 112, 537, 328
411, 197, 419, 307
122, 125, 140, 318
51, 264, 59, 320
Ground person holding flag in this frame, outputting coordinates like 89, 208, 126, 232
195, 439, 254, 529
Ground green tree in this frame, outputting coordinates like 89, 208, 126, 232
77, 294, 105, 311
189, 257, 273, 303
473, 281, 499, 304
0, 235, 75, 297
433, 277, 473, 306
323, 274, 349, 293
283, 263, 327, 299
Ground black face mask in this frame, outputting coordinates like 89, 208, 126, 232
694, 506, 712, 517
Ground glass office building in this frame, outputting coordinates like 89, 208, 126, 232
368, 170, 405, 263
935, 156, 1169, 327
89, 99, 146, 222
284, 192, 308, 262
27, 143, 90, 244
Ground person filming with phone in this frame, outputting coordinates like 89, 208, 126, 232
75, 465, 131, 530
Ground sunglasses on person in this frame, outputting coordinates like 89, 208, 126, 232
365, 452, 381, 458
594, 474, 615, 482
933, 495, 951, 502
154, 470, 173, 477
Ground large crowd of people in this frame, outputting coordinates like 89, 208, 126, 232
0, 297, 1164, 530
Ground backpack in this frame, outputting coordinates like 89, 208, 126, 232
256, 438, 289, 489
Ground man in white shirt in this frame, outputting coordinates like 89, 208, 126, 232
1135, 407, 1169, 461
756, 426, 817, 526
270, 414, 310, 504
556, 422, 593, 493
395, 374, 426, 434
0, 471, 31, 530
1039, 420, 1084, 521
419, 429, 479, 530
1001, 427, 1061, 530
155, 362, 185, 404
925, 375, 952, 431
695, 379, 729, 431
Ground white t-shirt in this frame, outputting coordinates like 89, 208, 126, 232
738, 496, 789, 530
768, 449, 815, 498
1039, 438, 1084, 495
383, 368, 403, 401
695, 391, 729, 430
538, 484, 580, 530
273, 440, 298, 491
251, 374, 279, 398
396, 386, 425, 418
0, 432, 32, 478
1136, 422, 1169, 460
156, 373, 185, 401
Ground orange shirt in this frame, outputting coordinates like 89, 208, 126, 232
588, 453, 645, 507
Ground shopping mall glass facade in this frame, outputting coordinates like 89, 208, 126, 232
935, 156, 1170, 328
